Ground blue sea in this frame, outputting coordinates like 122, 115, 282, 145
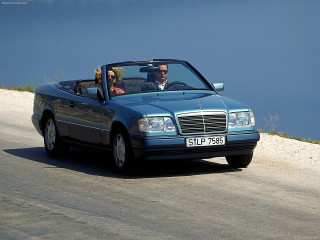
0, 0, 319, 140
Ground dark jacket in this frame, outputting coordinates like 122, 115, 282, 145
141, 81, 168, 91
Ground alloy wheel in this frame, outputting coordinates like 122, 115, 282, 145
45, 119, 56, 151
113, 133, 126, 168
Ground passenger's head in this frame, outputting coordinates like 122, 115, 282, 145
154, 64, 168, 84
107, 70, 117, 87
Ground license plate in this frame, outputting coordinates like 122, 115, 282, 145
186, 136, 225, 147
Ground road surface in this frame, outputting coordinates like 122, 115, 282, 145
0, 89, 319, 240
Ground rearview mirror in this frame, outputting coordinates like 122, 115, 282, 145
212, 83, 224, 92
140, 66, 159, 72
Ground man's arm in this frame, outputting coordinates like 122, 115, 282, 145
141, 82, 158, 91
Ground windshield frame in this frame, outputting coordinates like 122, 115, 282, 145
104, 59, 215, 99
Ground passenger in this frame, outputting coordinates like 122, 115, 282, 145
142, 64, 168, 91
108, 69, 125, 95
95, 68, 124, 95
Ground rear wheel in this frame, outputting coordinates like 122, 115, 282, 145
111, 128, 134, 172
43, 116, 68, 157
226, 153, 253, 168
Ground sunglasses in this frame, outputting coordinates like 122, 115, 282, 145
157, 70, 168, 74
108, 75, 116, 80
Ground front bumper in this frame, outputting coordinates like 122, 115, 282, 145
131, 131, 260, 161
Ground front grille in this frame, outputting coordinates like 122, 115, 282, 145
177, 111, 227, 135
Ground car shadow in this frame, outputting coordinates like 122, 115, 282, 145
3, 147, 241, 179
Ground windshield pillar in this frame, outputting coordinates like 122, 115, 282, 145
101, 65, 110, 102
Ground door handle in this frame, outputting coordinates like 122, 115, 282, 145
68, 102, 75, 108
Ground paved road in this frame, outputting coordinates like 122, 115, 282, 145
1, 112, 319, 240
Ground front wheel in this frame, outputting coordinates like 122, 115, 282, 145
111, 129, 134, 172
226, 153, 253, 168
43, 116, 68, 157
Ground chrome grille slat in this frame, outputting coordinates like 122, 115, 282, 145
177, 111, 227, 135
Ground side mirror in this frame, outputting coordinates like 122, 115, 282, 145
87, 87, 105, 101
212, 83, 224, 92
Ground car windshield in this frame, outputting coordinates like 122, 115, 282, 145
106, 61, 212, 97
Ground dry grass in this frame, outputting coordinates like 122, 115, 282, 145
0, 81, 36, 93
258, 129, 320, 145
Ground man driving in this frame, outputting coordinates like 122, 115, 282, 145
142, 64, 168, 91
154, 64, 168, 90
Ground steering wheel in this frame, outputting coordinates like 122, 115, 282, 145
165, 81, 189, 90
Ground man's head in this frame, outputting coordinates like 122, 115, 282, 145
154, 64, 168, 84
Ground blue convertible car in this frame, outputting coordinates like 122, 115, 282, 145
32, 59, 259, 171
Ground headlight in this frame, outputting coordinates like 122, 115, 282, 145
229, 111, 255, 128
139, 117, 176, 133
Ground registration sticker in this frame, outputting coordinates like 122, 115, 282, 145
186, 136, 225, 147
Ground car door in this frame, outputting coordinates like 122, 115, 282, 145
66, 96, 103, 145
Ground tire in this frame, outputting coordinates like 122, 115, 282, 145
111, 128, 134, 172
226, 153, 253, 168
43, 115, 68, 157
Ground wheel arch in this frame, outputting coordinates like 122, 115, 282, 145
41, 109, 55, 135
110, 121, 129, 139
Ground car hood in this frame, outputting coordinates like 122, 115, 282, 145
113, 91, 250, 116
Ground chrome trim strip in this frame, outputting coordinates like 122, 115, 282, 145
56, 119, 110, 132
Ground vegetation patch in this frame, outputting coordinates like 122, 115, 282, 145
0, 81, 37, 93
259, 113, 320, 145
